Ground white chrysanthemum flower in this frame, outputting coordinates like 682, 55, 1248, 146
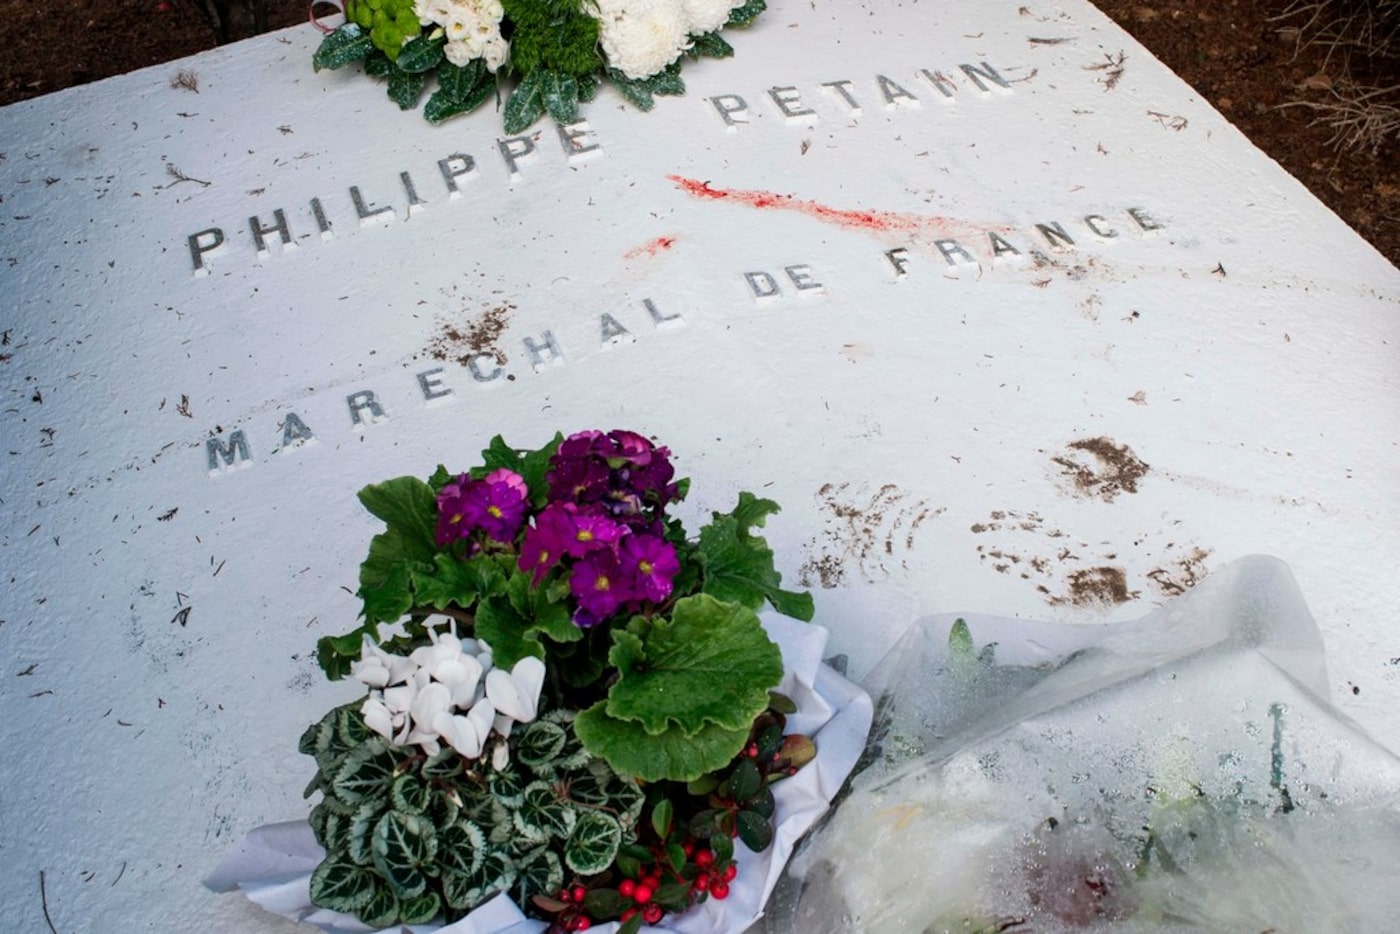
681, 0, 742, 35
594, 0, 691, 80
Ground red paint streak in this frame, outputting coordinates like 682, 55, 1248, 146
668, 175, 939, 235
623, 235, 678, 260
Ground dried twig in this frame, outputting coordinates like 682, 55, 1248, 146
39, 871, 58, 934
164, 163, 211, 188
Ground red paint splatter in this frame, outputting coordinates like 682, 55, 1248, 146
667, 175, 942, 235
623, 235, 678, 260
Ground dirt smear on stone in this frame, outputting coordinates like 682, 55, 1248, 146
427, 303, 513, 368
1052, 437, 1149, 502
800, 482, 942, 588
1049, 566, 1140, 607
1147, 546, 1212, 596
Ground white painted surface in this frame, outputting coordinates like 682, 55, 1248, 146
0, 1, 1397, 930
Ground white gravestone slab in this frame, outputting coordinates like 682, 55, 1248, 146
1, 1, 1398, 930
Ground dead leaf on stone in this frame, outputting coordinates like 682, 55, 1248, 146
1128, 390, 1147, 405
1298, 73, 1333, 91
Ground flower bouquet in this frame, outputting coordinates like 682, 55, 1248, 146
310, 0, 766, 131
278, 429, 849, 932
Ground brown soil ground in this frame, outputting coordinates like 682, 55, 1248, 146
0, 0, 1396, 268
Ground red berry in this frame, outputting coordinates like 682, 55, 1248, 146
643, 904, 664, 924
695, 850, 714, 869
618, 879, 636, 898
633, 883, 654, 904
681, 839, 696, 857
620, 908, 637, 922
693, 874, 710, 892
574, 918, 591, 932
710, 881, 730, 900
558, 888, 573, 903
722, 864, 737, 882
644, 874, 662, 890
572, 885, 587, 903
746, 743, 759, 758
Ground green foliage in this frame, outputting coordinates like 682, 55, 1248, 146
726, 0, 767, 27
500, 0, 601, 76
698, 493, 815, 620
688, 31, 735, 59
303, 706, 644, 927
313, 24, 373, 72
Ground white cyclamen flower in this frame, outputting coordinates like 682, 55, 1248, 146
486, 656, 546, 724
433, 698, 497, 758
593, 0, 691, 80
350, 639, 415, 689
353, 623, 532, 763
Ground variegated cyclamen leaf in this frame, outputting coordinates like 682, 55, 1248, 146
515, 720, 567, 768
421, 745, 464, 779
399, 890, 441, 925
309, 859, 376, 912
610, 775, 646, 828
332, 738, 397, 803
358, 881, 402, 928
564, 811, 623, 875
424, 788, 460, 830
437, 820, 486, 877
513, 847, 563, 903
371, 812, 436, 898
517, 781, 575, 840
489, 768, 525, 807
440, 851, 517, 911
390, 773, 431, 815
337, 704, 373, 747
350, 800, 386, 866
323, 808, 351, 854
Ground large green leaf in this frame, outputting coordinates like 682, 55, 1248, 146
574, 705, 749, 782
564, 811, 622, 874
541, 70, 579, 124
387, 67, 429, 110
436, 58, 484, 101
604, 594, 783, 734
698, 493, 814, 620
356, 476, 439, 626
425, 67, 496, 124
313, 24, 373, 71
475, 570, 579, 669
410, 551, 508, 611
503, 69, 548, 133
395, 33, 445, 73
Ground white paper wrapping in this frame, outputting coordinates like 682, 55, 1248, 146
206, 615, 873, 933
